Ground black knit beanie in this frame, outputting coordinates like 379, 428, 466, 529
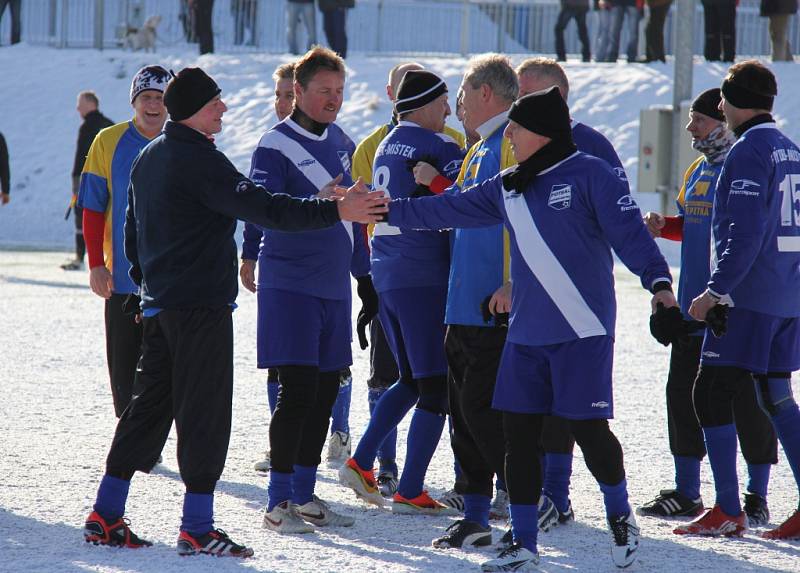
394, 70, 447, 115
163, 67, 222, 121
507, 86, 571, 140
691, 88, 724, 122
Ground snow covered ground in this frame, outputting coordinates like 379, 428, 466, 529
2, 44, 800, 572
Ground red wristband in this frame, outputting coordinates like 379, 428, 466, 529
660, 216, 684, 241
429, 175, 453, 195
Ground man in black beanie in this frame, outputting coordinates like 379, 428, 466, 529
82, 66, 388, 557
382, 86, 676, 570
640, 86, 777, 525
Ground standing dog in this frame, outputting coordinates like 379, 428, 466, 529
124, 15, 162, 52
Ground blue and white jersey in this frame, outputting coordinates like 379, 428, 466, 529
709, 122, 800, 317
388, 152, 671, 346
247, 117, 369, 301
572, 121, 628, 185
370, 121, 464, 293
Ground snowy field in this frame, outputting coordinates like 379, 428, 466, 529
1, 251, 800, 573
2, 43, 800, 572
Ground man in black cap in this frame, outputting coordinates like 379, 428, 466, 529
640, 87, 777, 524
383, 86, 675, 570
82, 66, 388, 557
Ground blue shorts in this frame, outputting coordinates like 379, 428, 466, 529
701, 307, 800, 374
493, 336, 614, 419
257, 288, 352, 372
378, 286, 448, 379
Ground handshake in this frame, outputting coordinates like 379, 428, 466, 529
317, 174, 389, 224
650, 302, 728, 346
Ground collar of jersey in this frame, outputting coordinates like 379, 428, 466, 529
477, 110, 509, 141
283, 116, 329, 141
740, 121, 777, 137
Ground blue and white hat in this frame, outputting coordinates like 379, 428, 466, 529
130, 65, 170, 103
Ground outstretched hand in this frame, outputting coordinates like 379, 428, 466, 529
643, 211, 665, 238
336, 177, 389, 224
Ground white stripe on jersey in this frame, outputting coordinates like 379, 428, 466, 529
777, 236, 800, 252
503, 186, 607, 339
259, 128, 354, 248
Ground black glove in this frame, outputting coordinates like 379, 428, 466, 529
649, 303, 687, 346
481, 295, 509, 327
356, 275, 379, 350
706, 304, 729, 338
121, 293, 141, 316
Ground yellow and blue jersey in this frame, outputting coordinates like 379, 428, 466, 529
77, 120, 152, 295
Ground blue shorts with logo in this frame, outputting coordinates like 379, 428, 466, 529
257, 288, 352, 372
378, 286, 448, 379
493, 335, 614, 419
700, 307, 800, 374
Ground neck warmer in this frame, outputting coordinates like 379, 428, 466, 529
693, 124, 736, 165
291, 107, 329, 136
502, 138, 578, 194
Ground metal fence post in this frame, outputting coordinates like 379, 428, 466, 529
460, 0, 470, 56
94, 0, 105, 50
375, 0, 383, 53
59, 0, 68, 48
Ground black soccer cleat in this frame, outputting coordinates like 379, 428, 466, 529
637, 489, 703, 518
558, 500, 575, 524
176, 528, 254, 558
744, 492, 770, 527
84, 511, 153, 548
432, 519, 492, 549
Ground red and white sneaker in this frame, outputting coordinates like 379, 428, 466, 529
392, 491, 459, 516
83, 511, 152, 548
762, 509, 800, 540
673, 505, 747, 537
338, 457, 384, 507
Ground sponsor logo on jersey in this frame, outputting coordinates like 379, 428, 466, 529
442, 159, 463, 175
729, 179, 760, 196
548, 184, 572, 210
617, 194, 639, 211
251, 168, 269, 177
692, 180, 710, 197
592, 401, 610, 408
297, 158, 316, 168
702, 351, 720, 358
613, 167, 628, 181
338, 150, 351, 174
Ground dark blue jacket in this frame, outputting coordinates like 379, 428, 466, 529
124, 121, 341, 311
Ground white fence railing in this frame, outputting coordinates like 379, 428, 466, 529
1, 0, 797, 57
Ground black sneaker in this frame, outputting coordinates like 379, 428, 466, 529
432, 519, 492, 549
637, 489, 703, 517
84, 511, 152, 548
558, 500, 575, 524
744, 492, 770, 526
176, 528, 254, 558
496, 527, 514, 551
377, 469, 398, 497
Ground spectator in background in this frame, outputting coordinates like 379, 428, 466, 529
190, 0, 215, 54
608, 0, 643, 62
595, 0, 616, 62
644, 0, 672, 62
64, 91, 113, 271
319, 0, 354, 58
287, 0, 317, 55
179, 0, 197, 43
0, 0, 21, 45
702, 0, 737, 62
761, 0, 797, 61
0, 131, 9, 205
554, 0, 592, 62
231, 0, 257, 46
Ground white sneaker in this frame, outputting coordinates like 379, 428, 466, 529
481, 542, 540, 572
490, 488, 510, 520
296, 495, 355, 527
262, 501, 314, 534
327, 431, 351, 465
609, 511, 640, 568
254, 451, 270, 472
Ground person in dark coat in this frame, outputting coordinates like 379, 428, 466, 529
190, 0, 215, 54
0, 131, 9, 205
81, 66, 387, 557
644, 0, 673, 62
319, 0, 354, 58
64, 91, 113, 271
761, 0, 797, 61
0, 0, 21, 45
554, 0, 592, 62
702, 0, 737, 61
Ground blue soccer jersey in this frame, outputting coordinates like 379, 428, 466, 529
246, 118, 369, 301
571, 121, 628, 185
388, 152, 671, 346
709, 122, 800, 317
369, 121, 464, 293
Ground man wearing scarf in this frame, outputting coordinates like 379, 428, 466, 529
384, 86, 675, 571
640, 88, 778, 525
679, 60, 800, 541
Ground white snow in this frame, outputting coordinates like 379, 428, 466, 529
1, 44, 800, 572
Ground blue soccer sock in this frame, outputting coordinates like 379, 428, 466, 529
542, 452, 573, 513
369, 387, 398, 467
703, 424, 741, 516
267, 470, 293, 512
772, 406, 800, 490
509, 503, 538, 554
746, 463, 771, 498
397, 408, 446, 499
464, 494, 491, 528
599, 478, 631, 518
354, 382, 418, 470
181, 492, 214, 535
674, 455, 702, 500
93, 474, 131, 521
267, 380, 279, 415
291, 465, 317, 506
330, 371, 352, 435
